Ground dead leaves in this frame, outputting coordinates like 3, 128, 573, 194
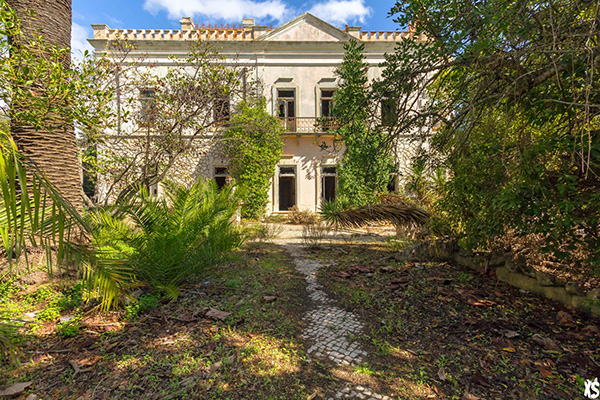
531, 334, 560, 351
205, 308, 231, 321
0, 382, 33, 397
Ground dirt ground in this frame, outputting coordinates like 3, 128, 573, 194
1, 224, 598, 399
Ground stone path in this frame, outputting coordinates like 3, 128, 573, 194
281, 241, 391, 400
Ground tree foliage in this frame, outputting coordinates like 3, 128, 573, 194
333, 40, 394, 207
224, 99, 284, 218
87, 41, 250, 204
383, 0, 600, 267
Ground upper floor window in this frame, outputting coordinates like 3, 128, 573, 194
381, 98, 397, 127
213, 95, 230, 125
320, 89, 336, 117
277, 89, 296, 132
139, 88, 156, 126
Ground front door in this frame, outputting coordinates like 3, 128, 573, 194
278, 166, 296, 211
321, 166, 337, 202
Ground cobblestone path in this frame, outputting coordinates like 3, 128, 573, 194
283, 243, 391, 400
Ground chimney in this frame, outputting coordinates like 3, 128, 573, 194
243, 18, 255, 28
346, 26, 361, 39
180, 17, 194, 30
91, 24, 110, 39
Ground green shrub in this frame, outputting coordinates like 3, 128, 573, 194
57, 281, 84, 311
124, 293, 159, 321
93, 180, 245, 299
0, 278, 18, 301
224, 99, 284, 218
56, 315, 82, 338
0, 320, 20, 367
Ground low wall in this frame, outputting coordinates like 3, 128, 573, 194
403, 239, 600, 316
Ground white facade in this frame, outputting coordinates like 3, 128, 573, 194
89, 13, 423, 212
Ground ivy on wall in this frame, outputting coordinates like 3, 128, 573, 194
224, 99, 284, 218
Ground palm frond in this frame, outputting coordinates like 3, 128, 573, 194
321, 200, 430, 229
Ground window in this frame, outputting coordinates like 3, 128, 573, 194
214, 166, 230, 189
381, 98, 396, 127
387, 173, 398, 193
278, 166, 296, 211
277, 89, 295, 132
321, 166, 337, 201
139, 88, 156, 126
213, 95, 230, 125
148, 183, 158, 197
320, 89, 336, 117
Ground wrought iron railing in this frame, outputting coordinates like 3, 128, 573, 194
278, 117, 339, 134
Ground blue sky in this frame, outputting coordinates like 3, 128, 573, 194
71, 0, 403, 57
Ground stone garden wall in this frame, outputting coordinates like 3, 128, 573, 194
403, 239, 600, 316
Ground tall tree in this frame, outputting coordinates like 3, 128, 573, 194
382, 0, 600, 267
7, 0, 83, 210
333, 39, 394, 207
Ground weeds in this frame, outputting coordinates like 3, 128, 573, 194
251, 222, 283, 242
289, 205, 319, 225
124, 293, 160, 321
302, 220, 328, 248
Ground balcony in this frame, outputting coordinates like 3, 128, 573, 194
278, 117, 338, 134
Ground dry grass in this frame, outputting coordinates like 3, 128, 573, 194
288, 206, 319, 225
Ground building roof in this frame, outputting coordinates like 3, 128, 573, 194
90, 12, 420, 43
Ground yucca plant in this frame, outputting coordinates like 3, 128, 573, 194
93, 180, 245, 299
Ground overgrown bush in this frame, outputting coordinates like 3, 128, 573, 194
332, 40, 395, 207
288, 205, 319, 225
91, 180, 245, 299
124, 293, 159, 321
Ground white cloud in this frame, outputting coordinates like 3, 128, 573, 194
71, 22, 93, 63
308, 0, 371, 25
143, 0, 289, 23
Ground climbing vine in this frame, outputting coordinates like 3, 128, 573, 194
224, 99, 284, 218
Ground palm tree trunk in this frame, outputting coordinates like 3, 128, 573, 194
7, 0, 83, 211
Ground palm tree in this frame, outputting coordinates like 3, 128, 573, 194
7, 0, 83, 210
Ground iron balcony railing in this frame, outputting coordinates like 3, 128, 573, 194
278, 117, 339, 134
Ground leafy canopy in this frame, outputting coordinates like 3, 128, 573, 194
382, 0, 600, 267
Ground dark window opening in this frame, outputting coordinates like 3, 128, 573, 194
277, 89, 296, 132
214, 96, 230, 125
214, 166, 230, 189
387, 174, 398, 193
278, 166, 296, 211
320, 89, 336, 117
381, 98, 396, 127
322, 166, 337, 202
140, 88, 156, 126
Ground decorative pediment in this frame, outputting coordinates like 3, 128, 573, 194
258, 13, 354, 42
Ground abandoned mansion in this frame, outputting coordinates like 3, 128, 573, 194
89, 13, 424, 212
